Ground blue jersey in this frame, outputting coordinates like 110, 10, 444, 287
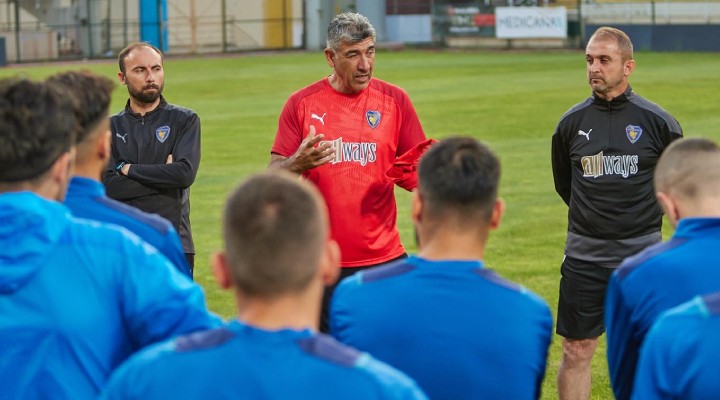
330, 256, 553, 400
0, 192, 220, 399
65, 177, 190, 277
632, 293, 720, 400
606, 218, 720, 400
101, 320, 428, 400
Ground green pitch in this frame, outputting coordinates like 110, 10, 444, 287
4, 49, 719, 399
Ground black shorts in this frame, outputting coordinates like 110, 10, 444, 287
556, 256, 615, 339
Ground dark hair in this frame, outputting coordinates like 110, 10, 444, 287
118, 42, 163, 74
418, 136, 501, 222
223, 171, 327, 298
46, 70, 115, 145
326, 12, 376, 51
0, 78, 76, 182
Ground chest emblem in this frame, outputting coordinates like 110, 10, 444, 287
366, 110, 381, 129
626, 125, 643, 144
156, 126, 171, 143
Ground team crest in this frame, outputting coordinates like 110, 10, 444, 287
626, 125, 643, 144
366, 110, 381, 129
155, 126, 171, 143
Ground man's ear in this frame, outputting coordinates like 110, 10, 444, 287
212, 251, 233, 290
52, 151, 74, 185
489, 198, 506, 230
411, 189, 423, 225
117, 71, 126, 85
324, 48, 335, 69
624, 59, 636, 77
319, 239, 341, 287
98, 129, 111, 161
656, 191, 680, 227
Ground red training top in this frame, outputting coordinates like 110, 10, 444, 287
272, 77, 426, 267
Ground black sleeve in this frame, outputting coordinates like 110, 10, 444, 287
551, 123, 572, 206
127, 113, 201, 190
103, 131, 159, 201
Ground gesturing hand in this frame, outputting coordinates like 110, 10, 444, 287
289, 125, 336, 173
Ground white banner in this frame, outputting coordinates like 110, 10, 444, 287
495, 7, 567, 39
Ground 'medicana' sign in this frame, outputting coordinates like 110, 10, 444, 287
495, 7, 567, 38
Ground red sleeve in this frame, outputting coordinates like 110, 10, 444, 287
271, 94, 303, 157
386, 138, 438, 191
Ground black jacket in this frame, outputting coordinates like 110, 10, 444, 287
551, 86, 682, 264
103, 96, 200, 253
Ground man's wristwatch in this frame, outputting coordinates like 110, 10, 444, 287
115, 161, 126, 174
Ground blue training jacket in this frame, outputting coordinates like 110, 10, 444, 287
101, 320, 428, 400
633, 292, 720, 399
330, 256, 553, 400
65, 177, 191, 277
606, 217, 720, 400
0, 192, 220, 399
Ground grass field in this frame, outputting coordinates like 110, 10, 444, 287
4, 48, 720, 399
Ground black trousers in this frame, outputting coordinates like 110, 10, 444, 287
185, 253, 194, 279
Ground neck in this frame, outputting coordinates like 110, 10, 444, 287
235, 282, 322, 332
129, 97, 160, 116
417, 225, 488, 261
72, 162, 103, 182
595, 83, 629, 102
679, 197, 720, 221
0, 181, 59, 201
327, 74, 360, 94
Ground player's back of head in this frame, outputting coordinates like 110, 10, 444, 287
0, 77, 76, 185
654, 137, 720, 200
418, 136, 500, 226
46, 70, 115, 145
223, 171, 328, 298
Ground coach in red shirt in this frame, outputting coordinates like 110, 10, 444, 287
269, 12, 428, 332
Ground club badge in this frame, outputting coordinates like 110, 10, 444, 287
156, 126, 171, 143
366, 110, 381, 129
626, 125, 642, 144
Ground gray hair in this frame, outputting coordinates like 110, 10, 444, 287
326, 12, 376, 51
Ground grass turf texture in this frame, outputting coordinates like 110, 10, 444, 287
4, 49, 719, 399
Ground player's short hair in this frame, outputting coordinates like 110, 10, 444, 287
46, 70, 115, 145
655, 138, 720, 200
222, 171, 327, 298
418, 136, 500, 224
0, 77, 76, 183
118, 42, 163, 74
588, 26, 634, 62
326, 12, 376, 51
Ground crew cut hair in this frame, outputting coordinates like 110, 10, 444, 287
326, 12, 376, 51
118, 42, 163, 74
655, 137, 720, 199
588, 26, 634, 62
223, 171, 327, 298
418, 136, 501, 222
0, 78, 76, 183
46, 70, 115, 145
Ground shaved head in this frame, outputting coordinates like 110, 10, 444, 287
655, 138, 720, 201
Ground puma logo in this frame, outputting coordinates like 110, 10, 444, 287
311, 113, 326, 125
116, 132, 128, 143
578, 129, 592, 141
